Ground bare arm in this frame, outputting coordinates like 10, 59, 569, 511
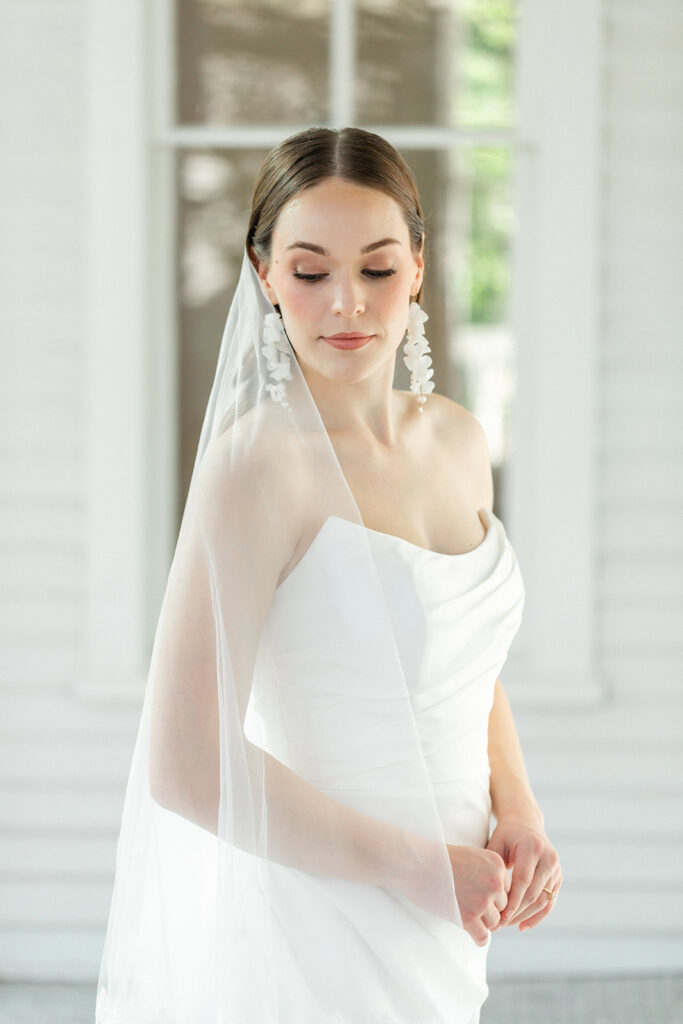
487, 678, 544, 829
151, 739, 438, 895
486, 679, 563, 932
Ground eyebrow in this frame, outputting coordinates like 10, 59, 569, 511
284, 237, 402, 256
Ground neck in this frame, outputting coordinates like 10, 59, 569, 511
296, 354, 402, 449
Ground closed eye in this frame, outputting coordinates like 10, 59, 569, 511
293, 269, 397, 284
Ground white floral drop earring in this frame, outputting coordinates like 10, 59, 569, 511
403, 299, 435, 412
262, 309, 293, 409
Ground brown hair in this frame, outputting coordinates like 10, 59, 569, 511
246, 126, 426, 305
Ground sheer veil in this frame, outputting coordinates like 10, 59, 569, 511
95, 240, 468, 1022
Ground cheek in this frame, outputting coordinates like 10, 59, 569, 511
383, 274, 410, 308
276, 279, 327, 337
275, 272, 313, 309
283, 288, 325, 323
379, 276, 411, 331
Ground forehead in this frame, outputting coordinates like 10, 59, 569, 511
272, 178, 408, 249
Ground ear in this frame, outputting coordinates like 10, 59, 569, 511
410, 237, 425, 299
256, 261, 280, 307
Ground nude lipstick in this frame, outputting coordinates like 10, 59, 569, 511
322, 332, 374, 350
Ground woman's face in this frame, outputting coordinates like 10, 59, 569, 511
257, 177, 424, 387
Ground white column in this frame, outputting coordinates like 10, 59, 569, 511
74, 0, 151, 703
329, 0, 355, 127
502, 0, 604, 706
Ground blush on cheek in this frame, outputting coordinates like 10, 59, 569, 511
283, 291, 321, 322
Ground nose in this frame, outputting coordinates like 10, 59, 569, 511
332, 273, 365, 318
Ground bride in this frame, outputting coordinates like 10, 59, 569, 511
96, 126, 562, 1024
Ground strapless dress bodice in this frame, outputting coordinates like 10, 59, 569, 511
245, 506, 525, 847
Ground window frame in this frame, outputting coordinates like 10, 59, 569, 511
74, 0, 603, 708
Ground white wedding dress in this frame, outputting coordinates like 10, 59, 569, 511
243, 504, 526, 1024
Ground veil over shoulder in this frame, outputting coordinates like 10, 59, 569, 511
95, 248, 467, 1023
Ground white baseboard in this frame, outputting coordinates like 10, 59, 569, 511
0, 931, 103, 983
487, 930, 683, 978
2, 929, 682, 983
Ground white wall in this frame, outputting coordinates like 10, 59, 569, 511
0, 0, 139, 980
0, 0, 681, 982
488, 0, 683, 977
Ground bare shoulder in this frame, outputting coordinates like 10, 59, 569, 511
195, 410, 306, 567
197, 403, 304, 510
427, 393, 495, 510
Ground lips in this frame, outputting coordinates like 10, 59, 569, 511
323, 332, 374, 350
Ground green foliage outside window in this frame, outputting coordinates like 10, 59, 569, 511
460, 0, 515, 324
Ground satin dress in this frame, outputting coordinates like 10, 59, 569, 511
244, 505, 526, 1024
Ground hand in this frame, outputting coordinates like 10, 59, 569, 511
400, 842, 510, 947
485, 814, 562, 933
447, 844, 512, 947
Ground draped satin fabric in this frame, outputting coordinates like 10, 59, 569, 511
243, 506, 526, 1022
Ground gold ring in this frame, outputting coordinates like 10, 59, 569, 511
543, 887, 558, 902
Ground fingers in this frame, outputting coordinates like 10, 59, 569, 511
493, 888, 509, 913
481, 904, 502, 931
516, 897, 556, 931
475, 896, 507, 944
500, 842, 560, 925
499, 863, 535, 924
462, 906, 494, 947
476, 885, 508, 942
488, 886, 509, 932
504, 860, 545, 922
506, 872, 562, 928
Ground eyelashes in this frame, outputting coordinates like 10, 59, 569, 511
293, 269, 397, 285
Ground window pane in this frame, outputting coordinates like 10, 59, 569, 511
176, 0, 330, 126
355, 0, 516, 129
399, 146, 516, 495
394, 149, 453, 398
355, 4, 448, 125
456, 0, 517, 128
176, 148, 268, 515
447, 145, 517, 481
176, 145, 516, 521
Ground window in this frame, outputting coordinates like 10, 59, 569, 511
78, 0, 603, 708
169, 0, 519, 518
